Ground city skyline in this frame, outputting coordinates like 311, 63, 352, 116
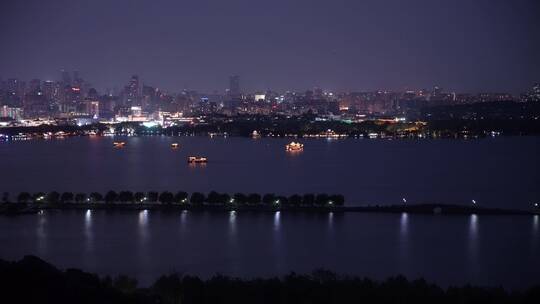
1, 0, 539, 94
2, 71, 539, 96
1, 1, 540, 301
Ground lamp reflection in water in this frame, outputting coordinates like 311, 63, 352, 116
273, 211, 284, 272
137, 210, 150, 266
85, 210, 92, 228
138, 210, 149, 241
398, 212, 410, 274
328, 212, 334, 228
84, 209, 95, 267
36, 211, 47, 254
273, 211, 281, 231
533, 215, 539, 251
227, 210, 239, 268
400, 212, 409, 236
84, 210, 94, 248
229, 210, 237, 237
469, 214, 479, 237
468, 214, 480, 276
180, 210, 188, 229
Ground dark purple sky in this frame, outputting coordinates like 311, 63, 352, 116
1, 0, 539, 93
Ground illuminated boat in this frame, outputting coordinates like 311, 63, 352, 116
285, 141, 303, 151
251, 130, 261, 138
171, 143, 179, 149
113, 141, 126, 147
188, 156, 208, 163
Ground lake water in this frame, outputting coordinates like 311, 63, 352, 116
0, 136, 539, 208
0, 136, 539, 288
0, 210, 538, 289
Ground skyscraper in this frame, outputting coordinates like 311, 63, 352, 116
6, 78, 19, 94
42, 81, 55, 101
124, 75, 141, 106
228, 75, 241, 99
60, 69, 71, 85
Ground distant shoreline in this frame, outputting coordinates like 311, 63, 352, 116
2, 106, 540, 142
1, 202, 537, 216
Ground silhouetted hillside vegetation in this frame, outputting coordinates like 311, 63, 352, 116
1, 256, 539, 304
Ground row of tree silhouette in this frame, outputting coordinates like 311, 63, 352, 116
10, 191, 345, 206
5, 255, 540, 304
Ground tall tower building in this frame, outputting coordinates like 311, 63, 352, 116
42, 81, 55, 101
124, 75, 141, 106
60, 69, 71, 85
6, 78, 19, 94
228, 75, 241, 99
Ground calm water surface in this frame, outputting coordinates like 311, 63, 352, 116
0, 137, 539, 288
0, 136, 539, 208
0, 210, 538, 289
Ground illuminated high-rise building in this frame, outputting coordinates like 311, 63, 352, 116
81, 100, 99, 118
124, 75, 141, 106
42, 81, 55, 101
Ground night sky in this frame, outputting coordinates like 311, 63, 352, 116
1, 0, 539, 93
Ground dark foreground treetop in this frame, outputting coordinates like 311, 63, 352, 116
0, 256, 539, 304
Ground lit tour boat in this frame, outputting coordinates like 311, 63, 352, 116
285, 141, 304, 152
188, 156, 208, 163
251, 130, 261, 138
113, 141, 126, 148
171, 143, 179, 149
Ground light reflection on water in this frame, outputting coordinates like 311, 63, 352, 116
137, 210, 150, 267
2, 136, 538, 209
398, 212, 409, 273
273, 211, 283, 272
273, 211, 281, 231
400, 212, 409, 237
228, 210, 237, 237
2, 210, 538, 289
468, 214, 479, 277
180, 210, 188, 230
469, 214, 479, 240
36, 212, 47, 255
83, 210, 95, 268
138, 210, 149, 241
84, 210, 93, 248
85, 210, 92, 228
